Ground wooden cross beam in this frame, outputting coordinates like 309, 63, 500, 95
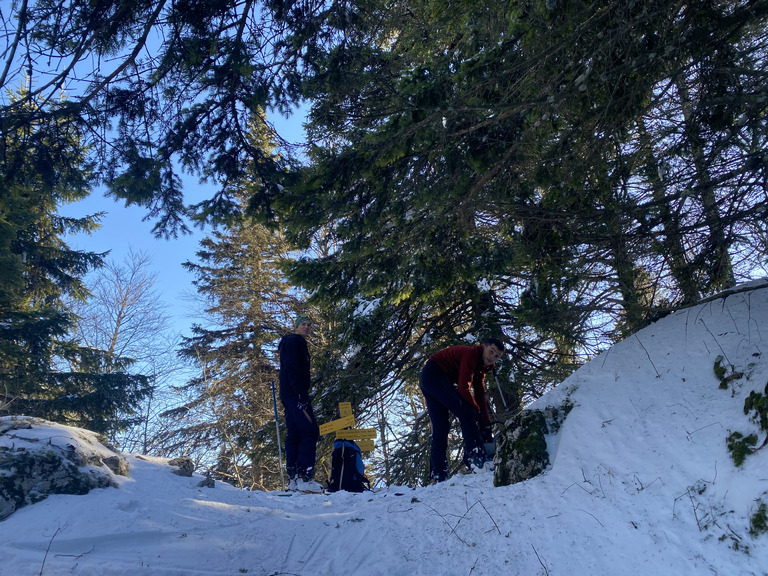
319, 402, 376, 451
318, 414, 356, 436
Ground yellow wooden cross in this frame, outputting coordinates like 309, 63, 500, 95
319, 402, 376, 451
318, 414, 356, 435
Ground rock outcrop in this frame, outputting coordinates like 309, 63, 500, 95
0, 416, 129, 521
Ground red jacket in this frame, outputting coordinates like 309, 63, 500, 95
429, 345, 492, 424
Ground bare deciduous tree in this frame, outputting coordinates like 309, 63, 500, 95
68, 249, 187, 452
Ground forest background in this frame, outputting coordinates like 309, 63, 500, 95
2, 0, 767, 489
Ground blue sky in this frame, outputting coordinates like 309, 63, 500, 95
61, 109, 307, 338
61, 190, 204, 337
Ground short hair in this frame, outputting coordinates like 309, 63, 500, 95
483, 337, 505, 353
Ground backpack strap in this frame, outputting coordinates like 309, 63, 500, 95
339, 441, 347, 490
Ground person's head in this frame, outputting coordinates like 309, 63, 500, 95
481, 338, 505, 367
294, 315, 311, 337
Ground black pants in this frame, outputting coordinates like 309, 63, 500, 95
281, 398, 320, 479
419, 360, 484, 481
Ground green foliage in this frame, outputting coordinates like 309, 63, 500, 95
0, 91, 150, 435
9, 0, 768, 485
714, 356, 745, 390
171, 219, 299, 489
270, 0, 768, 483
714, 357, 728, 384
292, 3, 768, 338
750, 500, 768, 538
2, 1, 301, 238
726, 431, 758, 468
744, 384, 768, 433
724, 382, 768, 469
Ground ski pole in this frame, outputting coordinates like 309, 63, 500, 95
271, 380, 286, 491
491, 369, 509, 412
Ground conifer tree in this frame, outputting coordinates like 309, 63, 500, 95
0, 0, 314, 237
160, 114, 332, 489
0, 90, 151, 434
167, 221, 304, 489
272, 0, 768, 485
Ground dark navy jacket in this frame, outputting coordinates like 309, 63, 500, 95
278, 333, 311, 402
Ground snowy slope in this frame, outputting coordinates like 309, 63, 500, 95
1, 280, 767, 576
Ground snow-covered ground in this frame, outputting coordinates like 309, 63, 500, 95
2, 280, 768, 575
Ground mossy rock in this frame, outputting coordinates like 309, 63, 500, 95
0, 448, 114, 520
494, 405, 568, 487
0, 418, 129, 521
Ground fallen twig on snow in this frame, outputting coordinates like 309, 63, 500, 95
531, 544, 550, 576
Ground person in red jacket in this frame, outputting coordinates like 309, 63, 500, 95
420, 338, 505, 482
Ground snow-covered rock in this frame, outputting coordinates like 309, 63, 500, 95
0, 416, 129, 520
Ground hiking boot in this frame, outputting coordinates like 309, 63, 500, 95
428, 464, 450, 484
469, 455, 495, 474
429, 472, 448, 484
475, 457, 495, 473
464, 446, 484, 469
296, 477, 325, 494
467, 455, 484, 472
465, 445, 494, 474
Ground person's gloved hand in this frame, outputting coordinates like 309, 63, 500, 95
297, 399, 310, 411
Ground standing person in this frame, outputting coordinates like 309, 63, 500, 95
278, 315, 322, 493
419, 338, 505, 483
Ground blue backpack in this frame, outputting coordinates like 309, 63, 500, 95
328, 440, 370, 492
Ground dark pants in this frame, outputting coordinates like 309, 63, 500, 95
419, 360, 484, 481
281, 398, 320, 479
